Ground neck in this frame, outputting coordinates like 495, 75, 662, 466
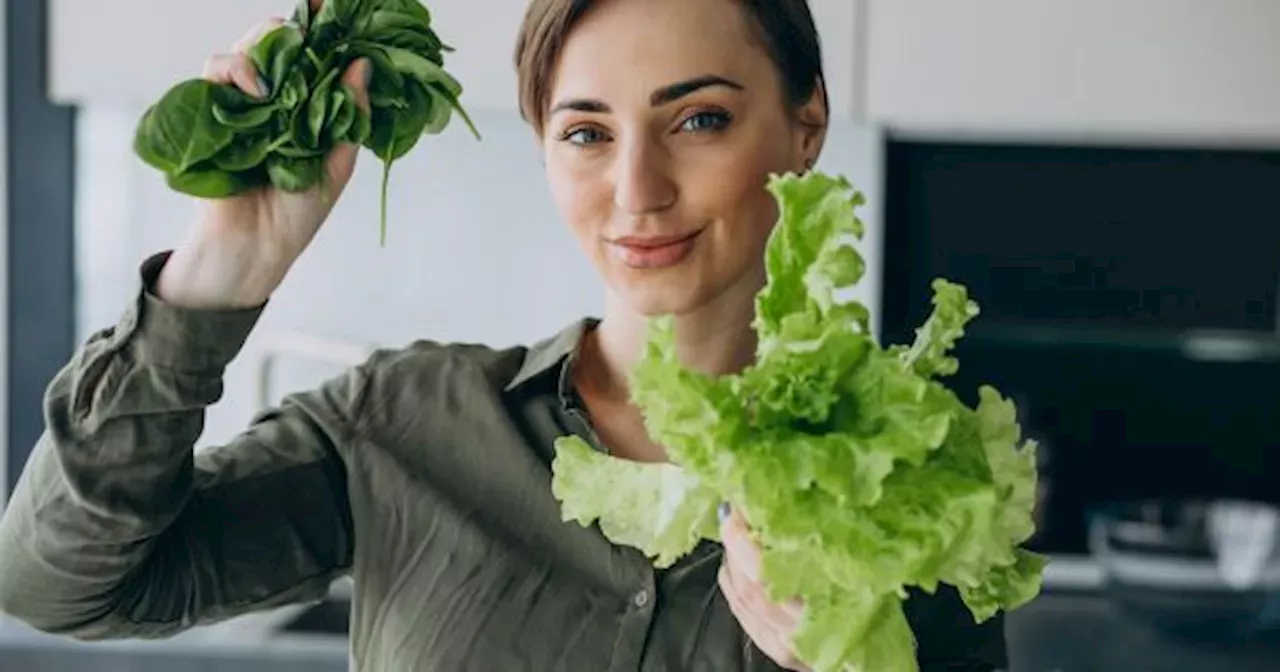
586, 271, 764, 402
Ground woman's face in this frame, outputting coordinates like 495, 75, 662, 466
541, 0, 827, 317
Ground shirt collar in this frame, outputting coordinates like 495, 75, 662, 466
504, 317, 599, 393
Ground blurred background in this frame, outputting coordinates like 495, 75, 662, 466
2, 0, 1279, 670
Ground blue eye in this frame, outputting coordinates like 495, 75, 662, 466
562, 126, 609, 146
680, 110, 732, 133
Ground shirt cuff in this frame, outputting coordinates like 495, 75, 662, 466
120, 250, 266, 372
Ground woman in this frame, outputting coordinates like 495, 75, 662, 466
0, 0, 1008, 669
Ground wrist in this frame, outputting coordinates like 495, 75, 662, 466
154, 227, 296, 310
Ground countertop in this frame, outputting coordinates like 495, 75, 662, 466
4, 559, 1278, 671
0, 593, 348, 672
1007, 590, 1280, 671
1006, 557, 1280, 671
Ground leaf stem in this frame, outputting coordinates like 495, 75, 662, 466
380, 155, 392, 247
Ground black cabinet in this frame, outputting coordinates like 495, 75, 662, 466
880, 138, 1280, 555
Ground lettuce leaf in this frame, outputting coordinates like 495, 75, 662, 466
550, 435, 722, 568
551, 171, 1045, 672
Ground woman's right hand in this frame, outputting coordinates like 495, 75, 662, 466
157, 0, 372, 310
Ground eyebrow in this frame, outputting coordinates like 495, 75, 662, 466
549, 74, 745, 116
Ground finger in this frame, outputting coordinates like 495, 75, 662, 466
230, 17, 288, 54
724, 555, 796, 636
718, 564, 777, 647
323, 142, 359, 196
323, 58, 373, 185
720, 508, 764, 583
720, 508, 806, 621
341, 57, 374, 115
719, 564, 803, 670
310, 0, 323, 12
202, 53, 269, 98
321, 55, 372, 191
779, 596, 805, 623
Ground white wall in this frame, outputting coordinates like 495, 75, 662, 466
864, 0, 1280, 146
76, 108, 884, 449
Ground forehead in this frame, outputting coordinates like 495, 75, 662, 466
549, 0, 774, 102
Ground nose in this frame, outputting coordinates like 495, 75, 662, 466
611, 138, 677, 215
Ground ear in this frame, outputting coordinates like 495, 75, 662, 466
793, 77, 829, 171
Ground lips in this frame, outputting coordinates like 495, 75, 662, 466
607, 229, 704, 269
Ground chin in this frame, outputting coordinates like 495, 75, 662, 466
608, 270, 714, 318
619, 286, 705, 318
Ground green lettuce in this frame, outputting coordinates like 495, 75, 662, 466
551, 171, 1046, 672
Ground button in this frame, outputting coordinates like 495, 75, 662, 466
632, 590, 650, 608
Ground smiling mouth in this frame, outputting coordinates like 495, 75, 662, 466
606, 229, 705, 269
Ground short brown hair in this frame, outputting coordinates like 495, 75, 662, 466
514, 0, 829, 133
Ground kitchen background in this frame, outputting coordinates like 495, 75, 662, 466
3, 1, 1280, 670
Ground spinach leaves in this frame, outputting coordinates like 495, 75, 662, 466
133, 0, 479, 243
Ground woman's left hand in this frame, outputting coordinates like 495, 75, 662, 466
718, 505, 810, 671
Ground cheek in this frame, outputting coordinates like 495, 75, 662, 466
691, 140, 787, 245
545, 152, 612, 246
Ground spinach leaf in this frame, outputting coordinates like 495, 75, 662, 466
277, 68, 311, 111
354, 43, 406, 100
293, 0, 313, 30
274, 142, 327, 159
381, 45, 453, 87
134, 79, 236, 175
312, 0, 359, 30
372, 30, 445, 59
346, 88, 373, 144
211, 103, 276, 130
431, 80, 478, 140
364, 9, 424, 35
369, 85, 430, 163
420, 86, 453, 135
297, 66, 343, 150
327, 88, 358, 142
211, 86, 278, 130
249, 25, 305, 98
167, 162, 260, 198
132, 0, 478, 244
361, 9, 444, 55
267, 153, 325, 192
212, 131, 279, 172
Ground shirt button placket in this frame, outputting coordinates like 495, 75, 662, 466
608, 571, 658, 672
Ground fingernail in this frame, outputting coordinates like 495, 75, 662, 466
255, 75, 271, 98
360, 59, 374, 88
717, 502, 731, 523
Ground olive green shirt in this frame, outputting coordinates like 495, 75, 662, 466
0, 252, 1007, 671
